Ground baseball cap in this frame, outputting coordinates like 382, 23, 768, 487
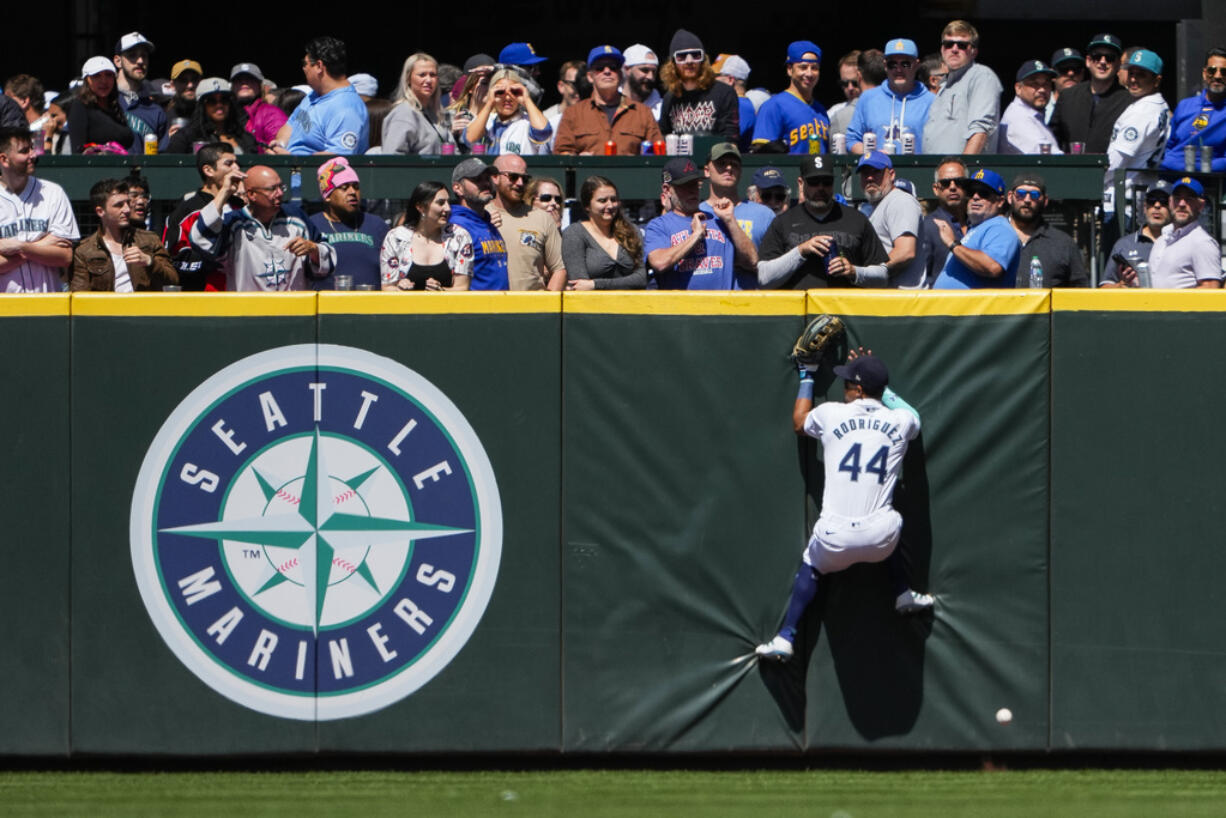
463, 54, 496, 73
745, 88, 770, 112
833, 355, 889, 393
662, 157, 702, 185
1086, 33, 1123, 54
349, 73, 379, 97
318, 156, 361, 198
708, 142, 741, 163
1126, 49, 1163, 76
966, 168, 1006, 196
623, 44, 658, 68
499, 43, 547, 66
230, 62, 265, 82
1010, 172, 1047, 193
1144, 180, 1173, 200
196, 77, 231, 97
857, 150, 892, 170
452, 157, 492, 185
1171, 176, 1204, 197
115, 31, 154, 55
752, 167, 787, 190
787, 40, 822, 64
799, 155, 834, 179
884, 39, 919, 59
587, 45, 624, 68
894, 178, 917, 196
81, 56, 115, 78
1050, 48, 1083, 68
171, 60, 202, 80
718, 55, 751, 81
1016, 60, 1058, 82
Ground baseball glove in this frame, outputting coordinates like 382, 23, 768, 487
790, 314, 845, 370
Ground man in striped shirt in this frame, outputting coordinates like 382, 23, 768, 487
0, 126, 78, 293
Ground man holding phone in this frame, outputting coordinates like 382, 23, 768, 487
1100, 181, 1170, 287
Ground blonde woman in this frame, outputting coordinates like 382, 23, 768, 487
464, 68, 552, 155
383, 52, 454, 155
525, 176, 564, 227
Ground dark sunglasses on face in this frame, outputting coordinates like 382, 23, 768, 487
1012, 188, 1043, 200
941, 40, 972, 50
535, 193, 559, 203
494, 88, 524, 98
1088, 52, 1118, 63
886, 60, 914, 70
1205, 66, 1226, 77
935, 178, 963, 189
761, 190, 787, 201
840, 79, 859, 87
1145, 198, 1170, 207
591, 62, 620, 75
501, 171, 531, 184
203, 95, 227, 105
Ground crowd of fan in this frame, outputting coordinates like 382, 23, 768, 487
1, 21, 1223, 293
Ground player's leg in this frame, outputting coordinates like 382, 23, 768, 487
875, 511, 935, 615
757, 535, 825, 661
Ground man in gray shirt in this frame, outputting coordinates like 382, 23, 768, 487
857, 151, 926, 288
922, 19, 1002, 154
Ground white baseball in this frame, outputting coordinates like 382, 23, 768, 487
995, 707, 1013, 725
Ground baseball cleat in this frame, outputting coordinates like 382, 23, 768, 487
895, 589, 935, 614
755, 635, 795, 661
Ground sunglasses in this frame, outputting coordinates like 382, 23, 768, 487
886, 60, 914, 70
935, 178, 964, 189
493, 88, 524, 98
1087, 52, 1118, 63
1206, 66, 1226, 77
941, 40, 972, 50
535, 194, 560, 203
501, 171, 531, 184
1145, 198, 1170, 207
203, 95, 228, 105
591, 62, 620, 75
1012, 188, 1043, 200
673, 49, 704, 63
968, 188, 997, 200
760, 190, 787, 201
840, 78, 859, 87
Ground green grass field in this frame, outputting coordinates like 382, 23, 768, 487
3, 769, 1226, 817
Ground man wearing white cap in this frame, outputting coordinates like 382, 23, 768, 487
622, 44, 662, 120
112, 31, 168, 151
715, 55, 756, 151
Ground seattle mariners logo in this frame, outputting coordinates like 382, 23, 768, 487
130, 345, 502, 720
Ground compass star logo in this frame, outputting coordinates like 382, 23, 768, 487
130, 345, 502, 720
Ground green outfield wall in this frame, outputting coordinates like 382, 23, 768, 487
0, 290, 1222, 756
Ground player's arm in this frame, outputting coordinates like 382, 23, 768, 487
792, 366, 816, 435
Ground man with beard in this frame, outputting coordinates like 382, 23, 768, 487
1000, 61, 1062, 154
752, 40, 830, 154
622, 45, 662, 119
1161, 49, 1226, 173
1099, 181, 1170, 287
489, 153, 565, 290
449, 157, 508, 290
1146, 177, 1222, 289
1048, 48, 1086, 122
931, 168, 1020, 288
756, 155, 887, 289
554, 45, 661, 155
856, 152, 926, 288
658, 30, 739, 140
231, 63, 287, 152
1049, 34, 1130, 154
308, 157, 387, 290
112, 31, 168, 152
1007, 173, 1087, 288
918, 157, 968, 285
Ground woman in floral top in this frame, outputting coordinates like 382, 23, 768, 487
380, 181, 474, 291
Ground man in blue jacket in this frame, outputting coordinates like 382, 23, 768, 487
1161, 48, 1226, 173
846, 38, 932, 154
448, 158, 508, 291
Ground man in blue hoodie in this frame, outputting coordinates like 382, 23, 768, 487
846, 38, 932, 155
448, 157, 508, 291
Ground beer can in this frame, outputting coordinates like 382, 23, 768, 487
831, 133, 846, 155
808, 133, 820, 155
1184, 144, 1197, 172
143, 133, 158, 155
440, 143, 456, 155
862, 131, 877, 151
665, 134, 679, 155
641, 140, 654, 155
902, 132, 916, 155
678, 134, 693, 155
653, 140, 666, 155
881, 139, 897, 155
604, 140, 617, 156
1039, 141, 1052, 154
1202, 145, 1214, 173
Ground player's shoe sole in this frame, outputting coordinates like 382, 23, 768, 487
755, 635, 795, 661
895, 589, 935, 614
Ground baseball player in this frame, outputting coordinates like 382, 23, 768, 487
0, 126, 79, 292
757, 348, 933, 662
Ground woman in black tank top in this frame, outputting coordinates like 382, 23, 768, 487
380, 181, 474, 292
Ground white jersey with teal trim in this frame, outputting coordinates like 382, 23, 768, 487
190, 201, 336, 292
0, 177, 79, 293
803, 394, 920, 519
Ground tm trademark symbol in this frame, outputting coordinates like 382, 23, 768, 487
243, 549, 261, 559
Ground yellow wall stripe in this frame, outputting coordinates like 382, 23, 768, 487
807, 290, 1050, 317
70, 293, 318, 316
562, 291, 805, 315
319, 292, 560, 314
0, 294, 69, 316
1053, 290, 1226, 312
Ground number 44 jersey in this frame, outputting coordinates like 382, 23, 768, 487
803, 397, 920, 519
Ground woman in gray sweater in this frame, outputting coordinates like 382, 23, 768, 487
562, 176, 647, 289
382, 53, 454, 155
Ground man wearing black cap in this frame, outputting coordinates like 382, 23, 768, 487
1049, 33, 1130, 154
1049, 48, 1086, 121
931, 168, 1021, 288
748, 166, 790, 215
1000, 61, 1062, 155
1007, 174, 1087, 288
756, 350, 932, 662
756, 155, 887, 289
1100, 181, 1170, 287
449, 157, 508, 290
644, 156, 755, 289
658, 29, 739, 140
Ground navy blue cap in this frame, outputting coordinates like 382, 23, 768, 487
1050, 48, 1083, 68
1087, 33, 1123, 54
857, 150, 893, 170
1016, 60, 1058, 82
662, 157, 702, 185
787, 40, 822, 64
1144, 180, 1172, 200
499, 42, 547, 66
834, 356, 889, 393
752, 166, 787, 190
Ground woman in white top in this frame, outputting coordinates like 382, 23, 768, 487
383, 53, 454, 155
380, 181, 473, 291
464, 68, 552, 155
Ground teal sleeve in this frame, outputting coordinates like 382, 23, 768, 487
882, 387, 919, 421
